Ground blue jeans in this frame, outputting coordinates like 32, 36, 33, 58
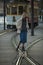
20, 31, 27, 43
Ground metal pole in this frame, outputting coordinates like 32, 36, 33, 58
31, 0, 34, 36
4, 0, 5, 30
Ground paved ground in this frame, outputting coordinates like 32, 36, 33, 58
0, 29, 12, 34
29, 40, 43, 65
0, 22, 43, 65
28, 23, 43, 65
0, 32, 18, 65
0, 30, 6, 33
12, 22, 43, 65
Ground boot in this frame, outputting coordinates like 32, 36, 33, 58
16, 42, 20, 51
22, 44, 25, 51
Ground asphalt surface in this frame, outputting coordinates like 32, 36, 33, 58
0, 31, 18, 65
0, 31, 32, 65
28, 23, 43, 65
0, 22, 43, 65
29, 38, 43, 65
12, 22, 43, 65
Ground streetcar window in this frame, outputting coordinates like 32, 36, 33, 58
13, 16, 16, 22
12, 7, 17, 15
18, 6, 23, 15
7, 7, 10, 15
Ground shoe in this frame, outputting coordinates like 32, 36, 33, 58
16, 43, 20, 51
22, 46, 25, 51
16, 47, 18, 51
16, 45, 19, 51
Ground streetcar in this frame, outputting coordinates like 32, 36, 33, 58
6, 1, 39, 30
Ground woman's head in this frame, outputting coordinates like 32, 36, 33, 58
22, 11, 28, 18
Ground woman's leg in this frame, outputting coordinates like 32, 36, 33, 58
16, 41, 21, 51
22, 43, 25, 51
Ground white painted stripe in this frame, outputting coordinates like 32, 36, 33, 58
0, 30, 12, 36
0, 32, 7, 36
25, 56, 36, 65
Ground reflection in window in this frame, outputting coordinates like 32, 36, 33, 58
19, 6, 23, 15
12, 7, 17, 15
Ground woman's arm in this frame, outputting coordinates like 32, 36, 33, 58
26, 17, 29, 29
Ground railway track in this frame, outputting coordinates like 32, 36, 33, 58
12, 33, 43, 65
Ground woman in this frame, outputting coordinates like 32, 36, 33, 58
16, 11, 29, 51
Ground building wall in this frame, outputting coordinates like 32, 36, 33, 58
0, 2, 3, 16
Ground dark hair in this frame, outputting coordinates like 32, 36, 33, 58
23, 10, 26, 13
